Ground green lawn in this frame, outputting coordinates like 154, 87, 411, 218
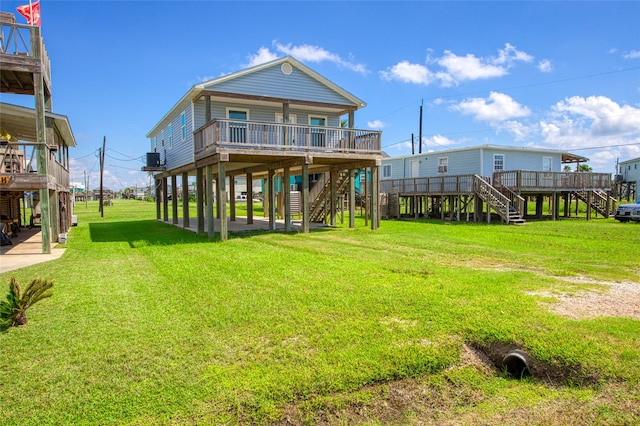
1, 200, 639, 425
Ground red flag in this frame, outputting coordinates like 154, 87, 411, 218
16, 1, 41, 26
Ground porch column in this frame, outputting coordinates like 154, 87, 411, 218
302, 164, 309, 233
364, 168, 369, 227
330, 170, 337, 226
206, 165, 214, 238
284, 167, 291, 231
586, 191, 592, 221
349, 168, 355, 228
371, 165, 379, 230
171, 175, 178, 225
217, 162, 228, 241
551, 192, 557, 221
50, 189, 59, 242
34, 71, 50, 253
268, 169, 276, 230
182, 172, 190, 229
196, 167, 204, 233
162, 177, 169, 222
246, 173, 254, 224
283, 102, 290, 146
155, 178, 161, 220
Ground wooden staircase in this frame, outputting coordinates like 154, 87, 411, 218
474, 175, 525, 225
309, 170, 352, 223
573, 190, 615, 217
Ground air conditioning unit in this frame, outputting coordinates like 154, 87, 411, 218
146, 152, 161, 167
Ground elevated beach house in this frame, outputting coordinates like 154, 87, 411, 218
1, 12, 76, 253
380, 145, 613, 224
615, 157, 639, 202
144, 56, 382, 240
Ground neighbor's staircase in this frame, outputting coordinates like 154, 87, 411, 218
309, 170, 354, 223
474, 175, 525, 225
573, 190, 615, 217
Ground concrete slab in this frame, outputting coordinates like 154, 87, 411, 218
0, 228, 65, 274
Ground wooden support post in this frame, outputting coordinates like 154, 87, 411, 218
162, 177, 169, 222
586, 191, 592, 221
196, 167, 204, 233
364, 168, 369, 227
551, 192, 557, 221
217, 162, 227, 241
34, 72, 50, 253
284, 167, 291, 231
171, 175, 178, 225
302, 164, 310, 233
247, 173, 254, 225
536, 195, 543, 219
268, 169, 276, 230
229, 175, 236, 222
605, 193, 611, 218
349, 169, 356, 228
330, 170, 337, 226
487, 201, 491, 224
206, 165, 214, 238
182, 172, 190, 229
155, 178, 162, 220
371, 165, 379, 230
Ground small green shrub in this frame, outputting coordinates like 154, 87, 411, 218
0, 277, 53, 329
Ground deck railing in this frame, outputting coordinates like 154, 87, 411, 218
0, 21, 51, 85
380, 174, 478, 195
194, 119, 381, 156
493, 170, 611, 191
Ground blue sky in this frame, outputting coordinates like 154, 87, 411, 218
2, 1, 639, 190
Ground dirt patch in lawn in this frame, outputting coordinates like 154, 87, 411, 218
529, 277, 640, 321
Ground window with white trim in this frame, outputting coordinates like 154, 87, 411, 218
168, 124, 173, 148
542, 156, 552, 172
382, 164, 392, 178
161, 130, 165, 147
438, 157, 448, 173
152, 137, 157, 151
494, 154, 504, 172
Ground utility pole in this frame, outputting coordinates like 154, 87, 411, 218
418, 100, 423, 154
411, 133, 415, 155
99, 136, 106, 217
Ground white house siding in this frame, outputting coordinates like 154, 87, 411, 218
209, 64, 357, 107
148, 103, 195, 170
620, 157, 640, 189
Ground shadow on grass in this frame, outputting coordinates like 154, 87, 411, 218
89, 220, 333, 247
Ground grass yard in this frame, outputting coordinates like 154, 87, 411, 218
1, 199, 639, 425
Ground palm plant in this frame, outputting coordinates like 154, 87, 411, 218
0, 277, 53, 328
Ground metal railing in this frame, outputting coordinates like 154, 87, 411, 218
194, 119, 381, 155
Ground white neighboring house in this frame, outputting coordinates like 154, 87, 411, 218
616, 157, 639, 201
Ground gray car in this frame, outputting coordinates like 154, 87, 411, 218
614, 200, 640, 222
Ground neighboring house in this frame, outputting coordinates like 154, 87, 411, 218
380, 144, 612, 224
0, 14, 76, 253
144, 56, 382, 240
616, 157, 639, 201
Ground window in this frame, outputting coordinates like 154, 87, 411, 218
438, 157, 448, 173
382, 164, 392, 178
494, 154, 504, 172
168, 124, 173, 148
309, 116, 326, 147
152, 137, 157, 150
181, 112, 187, 141
542, 156, 552, 172
161, 130, 164, 147
227, 109, 248, 143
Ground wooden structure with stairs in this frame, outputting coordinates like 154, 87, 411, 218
380, 170, 613, 224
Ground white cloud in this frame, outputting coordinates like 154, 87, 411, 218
423, 134, 457, 149
246, 43, 367, 73
367, 119, 385, 129
538, 59, 553, 72
552, 95, 640, 136
383, 43, 536, 87
437, 51, 507, 81
453, 92, 531, 122
380, 61, 434, 85
246, 47, 279, 67
623, 50, 640, 59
